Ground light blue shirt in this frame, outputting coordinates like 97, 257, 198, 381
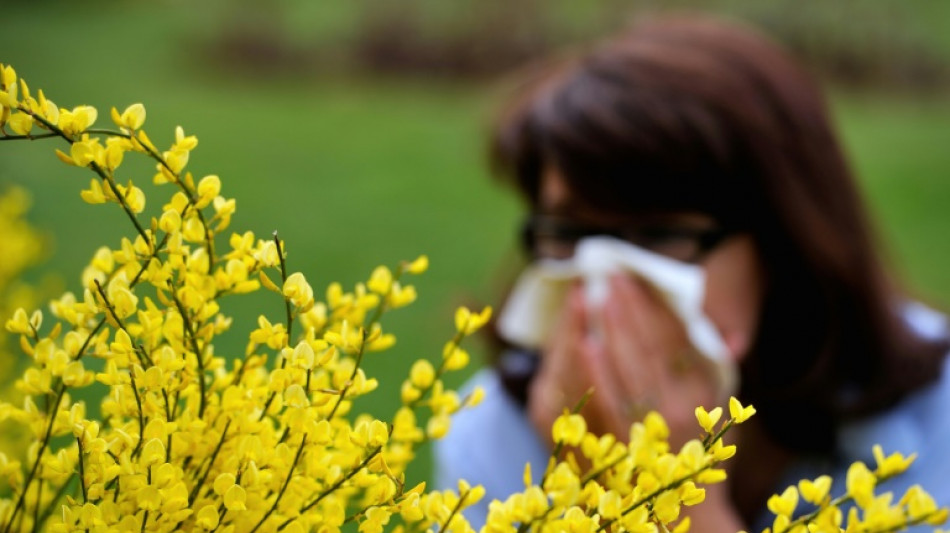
434, 303, 950, 531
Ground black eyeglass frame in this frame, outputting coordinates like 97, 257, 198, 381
520, 213, 737, 264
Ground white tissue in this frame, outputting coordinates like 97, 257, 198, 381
497, 237, 737, 391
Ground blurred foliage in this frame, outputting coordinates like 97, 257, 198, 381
191, 0, 950, 89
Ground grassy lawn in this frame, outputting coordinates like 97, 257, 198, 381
2, 1, 950, 485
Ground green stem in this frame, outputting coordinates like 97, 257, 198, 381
129, 370, 146, 460
437, 490, 470, 533
0, 132, 59, 140
76, 436, 87, 502
597, 464, 715, 533
248, 434, 307, 533
92, 280, 152, 368
187, 419, 231, 504
326, 335, 367, 420
703, 419, 734, 450
30, 464, 42, 532
273, 232, 293, 341
581, 453, 635, 485
90, 161, 150, 243
280, 446, 383, 531
141, 466, 152, 533
167, 285, 207, 418
73, 318, 106, 363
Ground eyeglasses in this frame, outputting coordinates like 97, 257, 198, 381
521, 214, 735, 263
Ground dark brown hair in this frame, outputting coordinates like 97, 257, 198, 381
491, 15, 947, 453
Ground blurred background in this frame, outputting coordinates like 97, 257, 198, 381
2, 0, 950, 483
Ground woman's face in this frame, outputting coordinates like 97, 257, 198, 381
536, 167, 766, 362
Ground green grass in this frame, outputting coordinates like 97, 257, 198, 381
833, 92, 950, 308
2, 1, 950, 486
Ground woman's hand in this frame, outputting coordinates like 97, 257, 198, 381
527, 273, 721, 450
526, 274, 744, 533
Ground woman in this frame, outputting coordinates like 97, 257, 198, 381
435, 14, 950, 532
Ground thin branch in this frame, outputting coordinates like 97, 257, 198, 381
279, 446, 383, 531
188, 420, 232, 505
129, 370, 146, 460
76, 436, 88, 502
167, 285, 207, 418
273, 232, 293, 341
248, 434, 308, 533
437, 490, 470, 533
0, 132, 59, 141
92, 279, 152, 368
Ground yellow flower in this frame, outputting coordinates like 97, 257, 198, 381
70, 136, 103, 167
58, 105, 98, 136
426, 414, 451, 440
110, 102, 146, 130
367, 266, 393, 295
387, 282, 417, 308
351, 419, 389, 448
695, 468, 727, 484
679, 482, 705, 506
401, 381, 422, 404
767, 486, 799, 518
195, 504, 219, 530
798, 475, 832, 505
223, 484, 247, 511
620, 505, 656, 533
644, 411, 669, 442
159, 208, 181, 233
105, 274, 139, 319
454, 306, 492, 335
196, 174, 221, 208
695, 405, 722, 434
5, 308, 32, 334
846, 461, 876, 508
284, 384, 310, 408
120, 182, 146, 214
173, 125, 198, 151
404, 255, 429, 274
283, 272, 315, 311
677, 439, 706, 472
443, 343, 470, 371
598, 490, 622, 519
214, 473, 236, 495
544, 463, 581, 508
137, 485, 162, 511
141, 438, 165, 466
552, 412, 586, 446
872, 444, 916, 479
359, 506, 392, 533
728, 396, 756, 423
653, 489, 681, 524
61, 360, 91, 387
7, 112, 32, 135
409, 359, 435, 389
465, 386, 485, 407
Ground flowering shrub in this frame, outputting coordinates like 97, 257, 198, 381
0, 62, 946, 533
